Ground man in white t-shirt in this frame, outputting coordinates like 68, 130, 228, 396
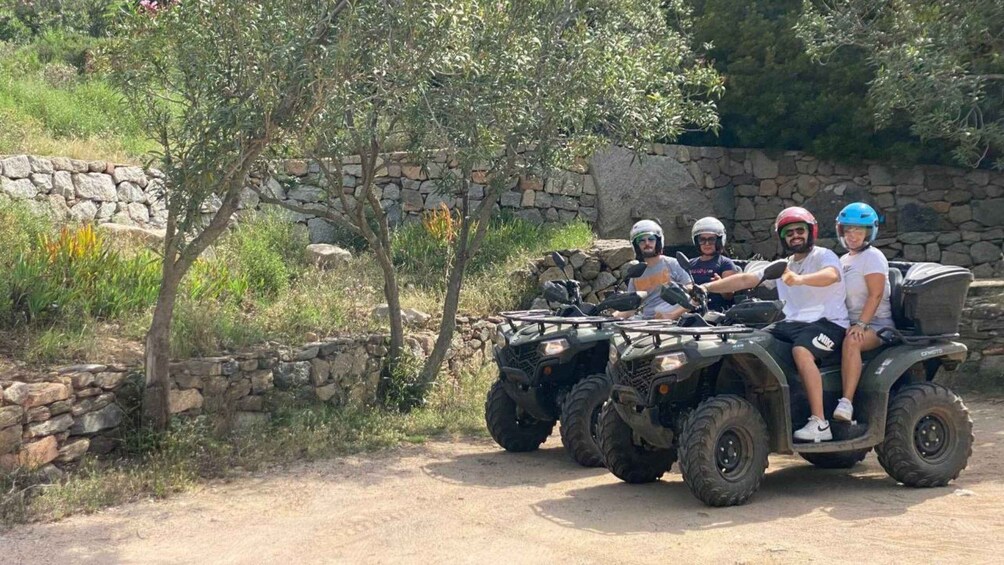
700, 207, 848, 442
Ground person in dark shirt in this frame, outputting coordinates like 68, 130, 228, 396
687, 217, 738, 312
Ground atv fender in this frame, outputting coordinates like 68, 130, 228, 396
499, 377, 558, 421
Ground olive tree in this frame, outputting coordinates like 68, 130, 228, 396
797, 0, 1004, 168
107, 0, 349, 429
255, 0, 721, 390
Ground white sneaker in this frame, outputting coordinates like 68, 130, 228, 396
794, 416, 832, 442
833, 398, 854, 422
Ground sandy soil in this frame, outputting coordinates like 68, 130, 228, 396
3, 398, 1004, 565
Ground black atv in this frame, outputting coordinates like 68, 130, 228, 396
600, 253, 975, 506
486, 254, 647, 467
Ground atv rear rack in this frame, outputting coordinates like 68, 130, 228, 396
614, 319, 754, 346
500, 310, 617, 333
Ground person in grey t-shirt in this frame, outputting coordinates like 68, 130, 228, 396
615, 219, 692, 320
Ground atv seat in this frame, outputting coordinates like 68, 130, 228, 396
888, 267, 906, 329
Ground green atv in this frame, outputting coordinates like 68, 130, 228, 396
486, 254, 648, 467
599, 253, 975, 506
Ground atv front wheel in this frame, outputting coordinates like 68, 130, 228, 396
876, 383, 973, 487
799, 449, 871, 469
679, 395, 769, 507
560, 374, 612, 467
485, 379, 555, 452
597, 401, 676, 483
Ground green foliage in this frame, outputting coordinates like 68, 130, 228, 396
0, 34, 156, 159
0, 214, 160, 328
381, 346, 428, 412
0, 0, 128, 43
6, 224, 160, 325
393, 215, 592, 284
221, 211, 307, 298
797, 0, 1004, 169
106, 0, 340, 242
677, 0, 952, 165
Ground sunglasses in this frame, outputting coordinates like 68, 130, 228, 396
697, 236, 718, 245
781, 225, 808, 238
635, 235, 658, 244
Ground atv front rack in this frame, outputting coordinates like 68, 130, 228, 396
500, 310, 617, 332
614, 319, 754, 345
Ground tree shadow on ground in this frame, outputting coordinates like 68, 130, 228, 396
528, 456, 965, 535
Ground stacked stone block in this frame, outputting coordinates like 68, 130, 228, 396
1, 364, 128, 472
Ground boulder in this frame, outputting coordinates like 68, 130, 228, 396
70, 404, 125, 435
1, 155, 31, 178
5, 436, 59, 470
305, 243, 352, 269
24, 383, 70, 408
371, 304, 431, 326
307, 218, 336, 243
0, 406, 24, 428
1, 177, 37, 198
74, 172, 117, 200
274, 362, 312, 389
26, 413, 73, 438
56, 438, 91, 462
0, 425, 22, 456
971, 242, 1003, 264
3, 382, 29, 405
593, 240, 635, 269
168, 389, 204, 414
111, 166, 147, 186
590, 145, 711, 240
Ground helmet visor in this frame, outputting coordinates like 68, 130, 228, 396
780, 223, 809, 239
633, 233, 659, 244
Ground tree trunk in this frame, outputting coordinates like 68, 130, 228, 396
374, 246, 404, 363
417, 249, 464, 386
142, 266, 183, 431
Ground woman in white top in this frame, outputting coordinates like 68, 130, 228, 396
834, 202, 893, 423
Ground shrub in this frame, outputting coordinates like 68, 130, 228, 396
2, 221, 161, 327
381, 346, 427, 412
393, 214, 593, 286
212, 210, 307, 300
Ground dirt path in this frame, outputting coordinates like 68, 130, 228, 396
4, 398, 1004, 564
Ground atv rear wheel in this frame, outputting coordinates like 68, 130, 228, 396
876, 383, 973, 487
485, 379, 555, 452
679, 395, 769, 507
597, 401, 676, 483
560, 374, 612, 467
799, 449, 871, 469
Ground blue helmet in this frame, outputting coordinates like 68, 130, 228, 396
836, 202, 879, 250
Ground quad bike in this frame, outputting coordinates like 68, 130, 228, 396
485, 253, 650, 467
599, 253, 975, 507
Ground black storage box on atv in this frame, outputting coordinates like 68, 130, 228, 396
900, 263, 973, 335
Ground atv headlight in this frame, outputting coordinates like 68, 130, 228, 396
651, 352, 687, 374
608, 345, 620, 365
494, 327, 507, 346
539, 338, 570, 357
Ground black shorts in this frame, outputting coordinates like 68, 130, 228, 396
766, 319, 845, 362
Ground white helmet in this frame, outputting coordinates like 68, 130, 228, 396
692, 216, 726, 252
630, 219, 663, 260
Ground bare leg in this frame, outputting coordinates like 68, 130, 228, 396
793, 346, 824, 419
840, 330, 884, 400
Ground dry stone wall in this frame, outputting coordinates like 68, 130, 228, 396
0, 321, 495, 473
1, 364, 129, 472
0, 154, 167, 227
3, 146, 1002, 276
620, 145, 1004, 278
